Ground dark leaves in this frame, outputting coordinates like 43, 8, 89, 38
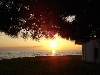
0, 0, 100, 42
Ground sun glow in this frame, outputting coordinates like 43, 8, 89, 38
41, 34, 81, 51
50, 41, 57, 49
49, 41, 57, 56
48, 40, 57, 56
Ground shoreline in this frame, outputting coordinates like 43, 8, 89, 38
0, 50, 82, 60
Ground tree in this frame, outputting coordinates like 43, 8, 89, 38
0, 0, 100, 42
0, 0, 60, 40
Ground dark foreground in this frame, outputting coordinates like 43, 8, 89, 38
0, 55, 100, 75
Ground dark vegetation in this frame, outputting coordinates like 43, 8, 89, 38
0, 0, 100, 42
0, 56, 100, 75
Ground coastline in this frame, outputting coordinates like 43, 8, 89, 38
0, 50, 82, 60
0, 55, 100, 75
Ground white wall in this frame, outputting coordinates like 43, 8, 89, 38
98, 42, 100, 63
82, 41, 94, 62
85, 40, 94, 62
94, 41, 100, 63
82, 40, 100, 63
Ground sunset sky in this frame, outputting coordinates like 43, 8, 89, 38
0, 33, 82, 51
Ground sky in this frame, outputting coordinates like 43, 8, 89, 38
0, 33, 82, 51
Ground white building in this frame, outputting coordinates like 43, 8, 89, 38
82, 40, 100, 63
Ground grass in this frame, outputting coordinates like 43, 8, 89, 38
0, 55, 100, 75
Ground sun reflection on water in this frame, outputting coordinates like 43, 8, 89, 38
52, 50, 56, 56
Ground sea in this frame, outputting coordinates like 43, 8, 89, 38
0, 50, 82, 60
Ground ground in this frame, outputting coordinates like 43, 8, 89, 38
0, 55, 100, 75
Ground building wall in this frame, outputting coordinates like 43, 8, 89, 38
82, 40, 100, 63
94, 41, 100, 63
94, 41, 98, 62
85, 40, 94, 62
98, 43, 100, 63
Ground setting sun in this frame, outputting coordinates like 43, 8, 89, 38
50, 41, 57, 48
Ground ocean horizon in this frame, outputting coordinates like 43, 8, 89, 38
0, 50, 82, 60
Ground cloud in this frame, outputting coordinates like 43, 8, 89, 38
14, 45, 42, 48
0, 45, 43, 50
32, 46, 42, 48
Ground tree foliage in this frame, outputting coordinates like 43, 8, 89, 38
0, 0, 100, 42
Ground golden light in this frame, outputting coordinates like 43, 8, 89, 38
52, 50, 56, 56
49, 41, 57, 56
50, 41, 57, 49
41, 34, 81, 51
